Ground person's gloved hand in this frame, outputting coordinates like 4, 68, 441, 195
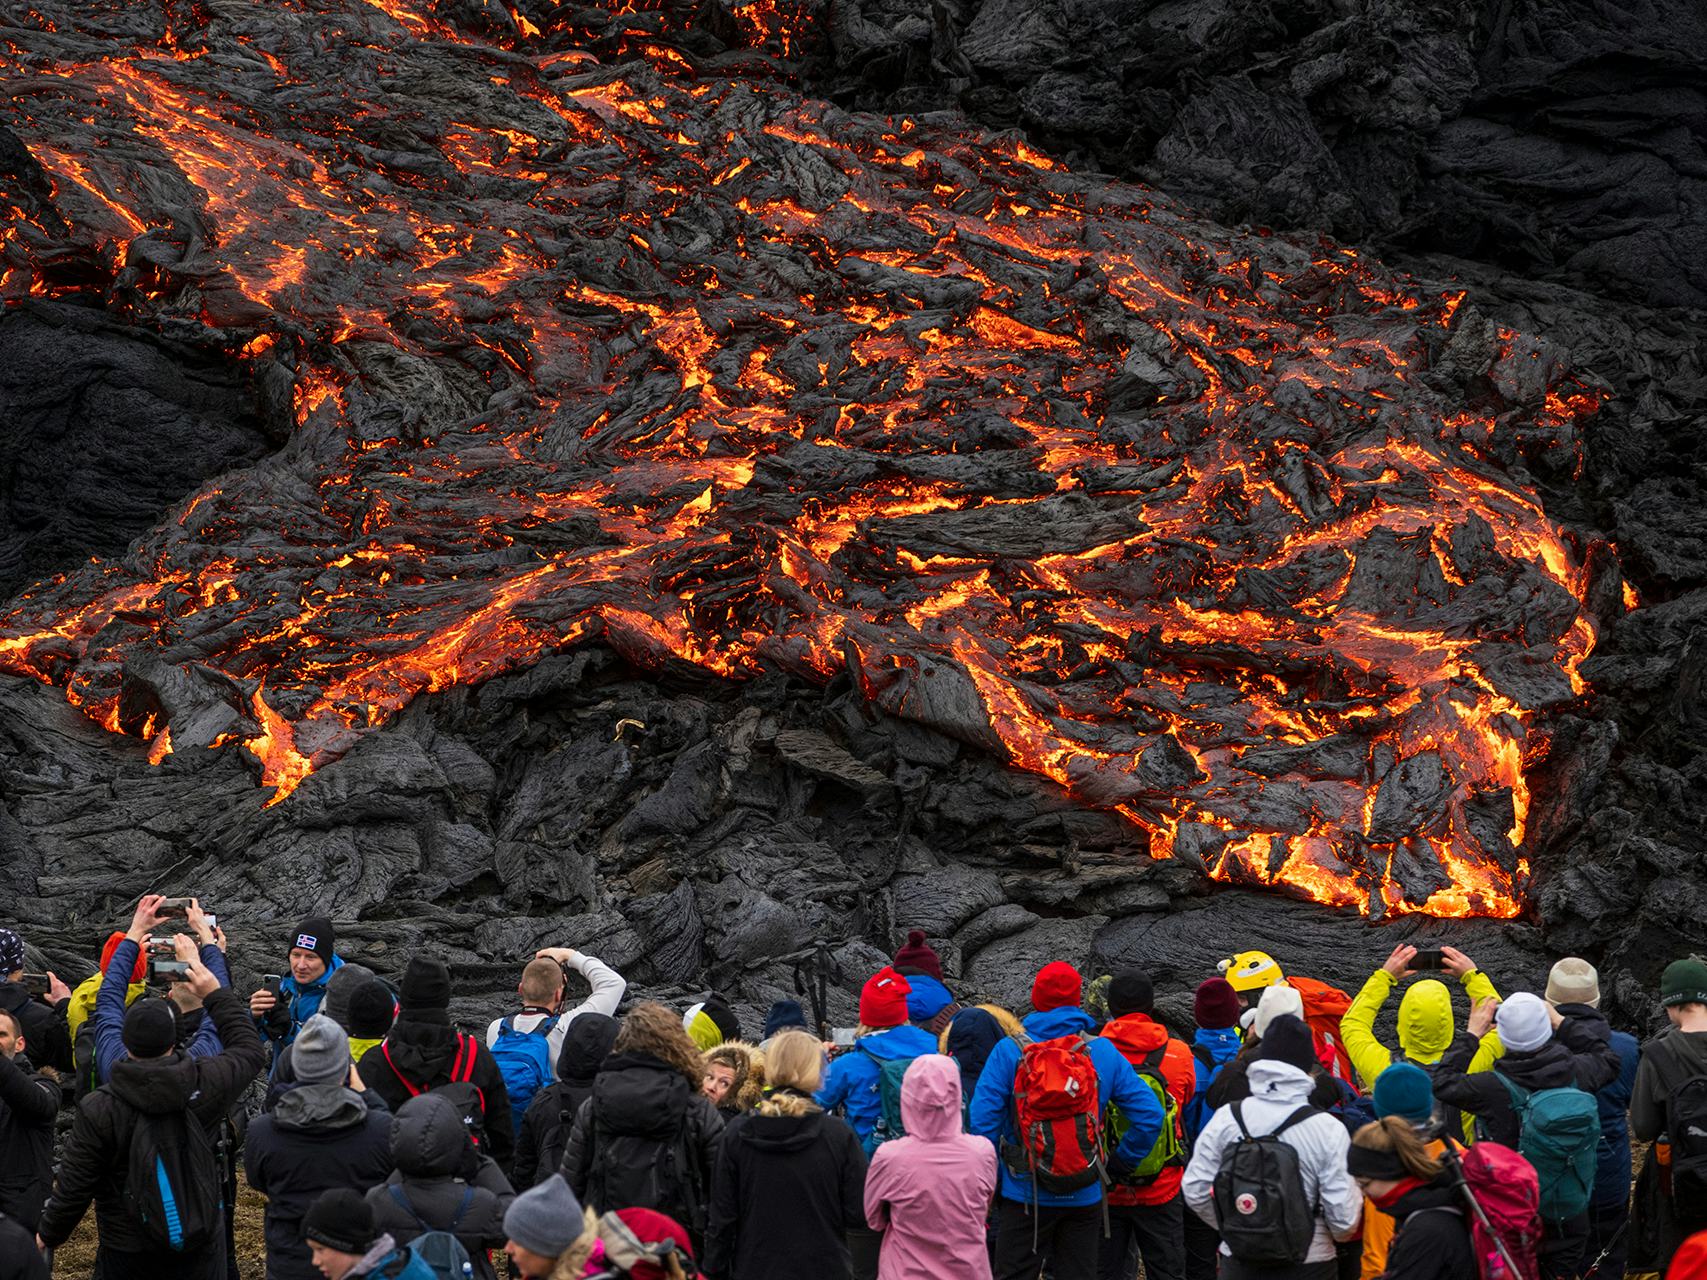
1106, 1155, 1134, 1184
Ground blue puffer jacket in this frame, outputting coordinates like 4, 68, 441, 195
969, 1005, 1165, 1208
815, 1024, 940, 1147
1593, 1027, 1639, 1208
904, 975, 956, 1024
1184, 1025, 1242, 1143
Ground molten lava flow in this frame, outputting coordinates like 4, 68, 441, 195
0, 0, 1607, 913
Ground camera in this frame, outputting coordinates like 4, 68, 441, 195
148, 958, 191, 985
21, 973, 51, 997
156, 897, 193, 919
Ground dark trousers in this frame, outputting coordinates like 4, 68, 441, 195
848, 1224, 883, 1280
1585, 1199, 1629, 1280
96, 1242, 226, 1280
1185, 1207, 1222, 1280
994, 1198, 1102, 1280
1098, 1197, 1186, 1280
1217, 1257, 1337, 1280
1540, 1212, 1590, 1280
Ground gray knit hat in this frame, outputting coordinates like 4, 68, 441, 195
323, 962, 376, 1030
292, 1015, 350, 1085
503, 1173, 584, 1259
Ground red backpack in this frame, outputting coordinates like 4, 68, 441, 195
1007, 1033, 1105, 1194
382, 1032, 489, 1150
1454, 1141, 1542, 1280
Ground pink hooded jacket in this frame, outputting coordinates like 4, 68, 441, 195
863, 1053, 998, 1280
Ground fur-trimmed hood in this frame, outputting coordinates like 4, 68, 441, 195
704, 1040, 766, 1113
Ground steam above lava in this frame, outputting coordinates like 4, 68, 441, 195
0, 0, 1608, 919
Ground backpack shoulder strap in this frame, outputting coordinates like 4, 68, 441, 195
382, 1042, 424, 1097
1231, 1101, 1252, 1139
1190, 1042, 1214, 1069
498, 1016, 515, 1036
1139, 1045, 1169, 1073
388, 1183, 429, 1231
539, 1014, 560, 1035
447, 1185, 475, 1230
1496, 1071, 1530, 1111
449, 1033, 476, 1084
1272, 1105, 1320, 1138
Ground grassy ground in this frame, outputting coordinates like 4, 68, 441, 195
54, 1185, 270, 1278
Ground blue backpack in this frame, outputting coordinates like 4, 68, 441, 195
492, 1015, 560, 1140
406, 1230, 474, 1279
1497, 1075, 1601, 1221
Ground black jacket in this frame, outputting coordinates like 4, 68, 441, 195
245, 1085, 395, 1280
702, 1103, 867, 1280
562, 1052, 725, 1241
1431, 1014, 1621, 1147
36, 987, 265, 1251
515, 1013, 618, 1188
1204, 1038, 1345, 1112
0, 1052, 57, 1230
1379, 1177, 1476, 1280
365, 1093, 515, 1280
358, 1017, 515, 1168
0, 984, 71, 1075
0, 1213, 47, 1280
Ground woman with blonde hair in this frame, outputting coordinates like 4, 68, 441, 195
703, 1029, 867, 1280
1347, 1117, 1474, 1280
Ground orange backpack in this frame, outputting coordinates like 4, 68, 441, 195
1288, 975, 1356, 1085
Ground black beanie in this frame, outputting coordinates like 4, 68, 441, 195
702, 994, 741, 1043
347, 979, 397, 1039
1346, 1140, 1410, 1182
399, 956, 451, 1013
122, 998, 179, 1059
1107, 971, 1155, 1019
1255, 1013, 1318, 1075
290, 916, 336, 968
303, 1187, 375, 1253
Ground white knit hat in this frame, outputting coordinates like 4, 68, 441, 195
1254, 982, 1305, 1037
1496, 992, 1552, 1053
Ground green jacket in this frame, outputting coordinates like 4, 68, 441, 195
1341, 967, 1504, 1093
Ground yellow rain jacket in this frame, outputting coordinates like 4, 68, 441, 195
1341, 967, 1504, 1089
65, 970, 145, 1040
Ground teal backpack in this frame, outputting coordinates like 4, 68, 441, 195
1498, 1075, 1600, 1221
859, 1048, 916, 1154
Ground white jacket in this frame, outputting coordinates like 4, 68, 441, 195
1181, 1059, 1362, 1263
485, 951, 626, 1061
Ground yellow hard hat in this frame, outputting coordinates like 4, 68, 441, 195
1219, 950, 1286, 993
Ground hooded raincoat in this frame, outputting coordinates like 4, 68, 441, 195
1339, 967, 1503, 1088
1100, 1012, 1195, 1206
1180, 1059, 1363, 1264
863, 1055, 997, 1280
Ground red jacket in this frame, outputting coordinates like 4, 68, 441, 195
1100, 1013, 1195, 1205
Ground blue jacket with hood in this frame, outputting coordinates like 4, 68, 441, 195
969, 1005, 1166, 1208
260, 955, 345, 1069
816, 1024, 940, 1146
904, 975, 956, 1024
1184, 1025, 1242, 1142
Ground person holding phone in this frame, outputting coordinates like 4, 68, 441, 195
250, 915, 345, 1072
90, 896, 231, 1085
0, 928, 72, 1075
1341, 945, 1504, 1089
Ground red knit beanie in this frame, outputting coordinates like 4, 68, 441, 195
1031, 961, 1083, 1012
859, 967, 913, 1028
893, 930, 943, 982
100, 930, 147, 984
1194, 977, 1242, 1030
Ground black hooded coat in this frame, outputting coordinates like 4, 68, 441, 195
514, 1013, 618, 1188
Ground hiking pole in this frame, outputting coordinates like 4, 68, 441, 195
1440, 1143, 1526, 1280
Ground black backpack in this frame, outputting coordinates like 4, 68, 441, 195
1212, 1103, 1320, 1267
1664, 1065, 1707, 1228
586, 1097, 707, 1235
126, 1108, 223, 1252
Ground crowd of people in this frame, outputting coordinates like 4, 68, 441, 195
0, 898, 1704, 1280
